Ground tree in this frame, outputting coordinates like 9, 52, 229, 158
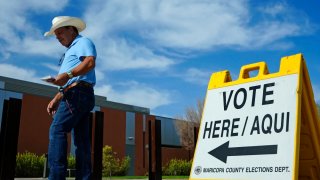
175, 98, 204, 159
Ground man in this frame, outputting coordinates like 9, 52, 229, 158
44, 16, 96, 180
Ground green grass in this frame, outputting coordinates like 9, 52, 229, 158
163, 176, 189, 179
106, 176, 147, 179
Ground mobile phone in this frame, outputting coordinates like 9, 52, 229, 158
41, 76, 55, 83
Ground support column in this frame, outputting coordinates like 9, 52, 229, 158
92, 111, 104, 180
0, 98, 22, 179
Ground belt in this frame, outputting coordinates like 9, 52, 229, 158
60, 81, 93, 93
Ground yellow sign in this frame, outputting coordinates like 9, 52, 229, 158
190, 54, 320, 180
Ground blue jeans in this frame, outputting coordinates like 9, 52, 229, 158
48, 86, 94, 180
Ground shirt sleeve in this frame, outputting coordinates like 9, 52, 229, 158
76, 38, 97, 60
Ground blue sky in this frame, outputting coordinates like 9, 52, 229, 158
0, 0, 319, 118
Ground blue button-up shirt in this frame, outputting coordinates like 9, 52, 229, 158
59, 35, 97, 87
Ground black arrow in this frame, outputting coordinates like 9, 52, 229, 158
208, 141, 278, 163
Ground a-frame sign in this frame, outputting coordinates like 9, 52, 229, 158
190, 54, 320, 180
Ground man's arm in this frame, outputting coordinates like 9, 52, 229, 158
47, 92, 63, 116
53, 56, 96, 86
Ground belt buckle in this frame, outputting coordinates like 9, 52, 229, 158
59, 86, 63, 92
79, 81, 92, 88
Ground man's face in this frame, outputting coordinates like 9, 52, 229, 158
54, 27, 74, 47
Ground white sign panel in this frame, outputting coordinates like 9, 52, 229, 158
191, 74, 298, 180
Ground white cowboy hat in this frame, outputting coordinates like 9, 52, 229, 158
44, 16, 86, 36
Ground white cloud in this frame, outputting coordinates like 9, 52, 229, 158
95, 81, 172, 109
20, 38, 64, 57
0, 0, 68, 59
96, 38, 176, 71
0, 0, 68, 13
95, 69, 105, 82
0, 63, 43, 84
41, 63, 60, 72
0, 0, 314, 72
258, 2, 286, 17
170, 68, 211, 85
84, 0, 312, 53
246, 22, 300, 48
184, 68, 211, 85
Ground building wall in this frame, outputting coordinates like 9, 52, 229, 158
134, 113, 147, 175
101, 107, 126, 158
17, 93, 72, 155
15, 95, 194, 176
162, 147, 194, 165
18, 94, 51, 154
156, 116, 195, 168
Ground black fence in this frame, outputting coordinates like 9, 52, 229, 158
0, 98, 22, 180
148, 119, 162, 180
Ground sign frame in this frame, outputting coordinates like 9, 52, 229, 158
190, 54, 320, 180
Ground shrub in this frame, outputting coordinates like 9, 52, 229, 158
15, 152, 45, 177
67, 155, 76, 169
16, 152, 76, 177
162, 159, 192, 176
102, 146, 130, 176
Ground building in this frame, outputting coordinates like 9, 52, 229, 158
0, 76, 195, 176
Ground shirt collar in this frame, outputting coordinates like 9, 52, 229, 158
68, 35, 82, 49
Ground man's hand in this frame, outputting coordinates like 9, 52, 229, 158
52, 73, 69, 86
47, 93, 63, 116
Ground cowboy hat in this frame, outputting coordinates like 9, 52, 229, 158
44, 16, 86, 36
